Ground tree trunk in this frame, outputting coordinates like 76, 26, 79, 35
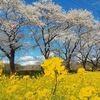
65, 60, 71, 71
9, 50, 15, 74
44, 53, 49, 59
92, 64, 97, 72
92, 66, 96, 72
82, 61, 86, 70
45, 55, 49, 59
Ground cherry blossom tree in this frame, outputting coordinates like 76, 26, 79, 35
0, 0, 99, 73
0, 0, 42, 73
76, 22, 100, 70
55, 9, 97, 71
87, 26, 100, 71
88, 44, 100, 71
30, 0, 66, 59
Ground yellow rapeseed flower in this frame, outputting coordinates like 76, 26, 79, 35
79, 86, 96, 99
92, 96, 100, 100
68, 96, 77, 100
0, 61, 4, 75
25, 91, 34, 100
6, 85, 19, 95
77, 68, 86, 74
37, 88, 50, 99
41, 57, 67, 78
23, 75, 30, 80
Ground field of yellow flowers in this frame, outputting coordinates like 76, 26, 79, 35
0, 57, 100, 100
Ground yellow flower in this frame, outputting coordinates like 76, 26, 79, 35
0, 61, 4, 75
10, 74, 16, 80
25, 91, 34, 100
77, 68, 86, 74
79, 86, 96, 99
68, 96, 77, 100
41, 57, 67, 77
17, 96, 23, 100
37, 88, 50, 98
6, 85, 19, 94
92, 96, 100, 100
23, 75, 30, 80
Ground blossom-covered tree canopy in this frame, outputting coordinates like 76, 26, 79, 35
0, 0, 100, 72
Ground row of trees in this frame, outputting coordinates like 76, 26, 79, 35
0, 0, 100, 73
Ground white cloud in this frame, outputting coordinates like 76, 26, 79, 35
3, 59, 9, 64
2, 57, 9, 64
19, 56, 35, 61
20, 61, 40, 66
19, 56, 43, 66
2, 54, 55, 66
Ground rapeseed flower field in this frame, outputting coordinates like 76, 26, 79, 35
0, 58, 100, 100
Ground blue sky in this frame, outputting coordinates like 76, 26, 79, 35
24, 0, 100, 57
2, 0, 100, 64
24, 0, 100, 58
25, 0, 100, 20
5, 0, 99, 65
